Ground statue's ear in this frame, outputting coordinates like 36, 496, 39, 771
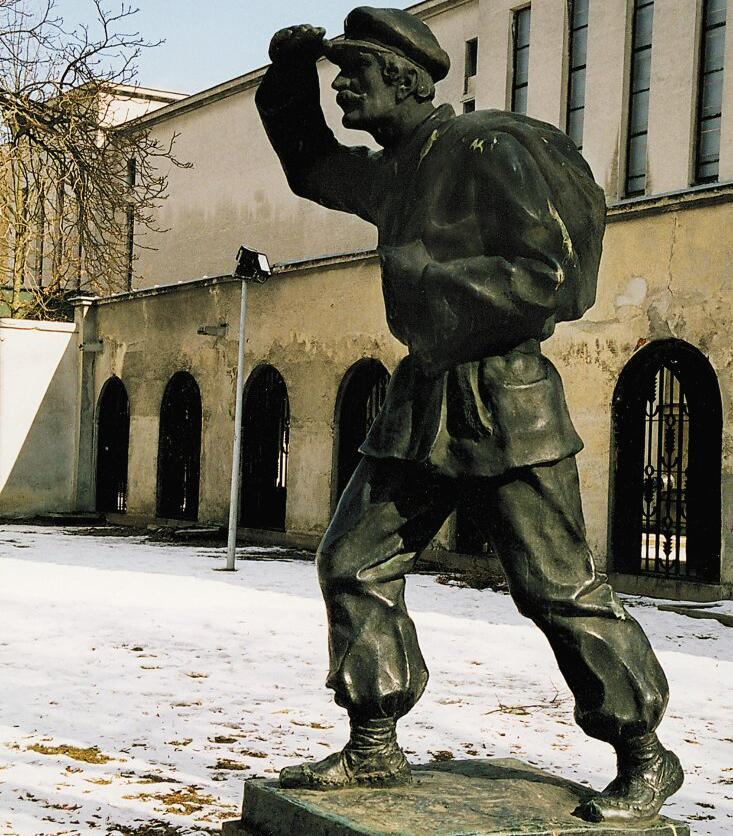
395, 65, 419, 103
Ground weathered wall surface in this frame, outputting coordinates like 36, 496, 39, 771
81, 0, 732, 596
93, 256, 405, 535
133, 0, 733, 289
91, 190, 733, 589
0, 319, 78, 516
133, 67, 380, 288
545, 197, 733, 585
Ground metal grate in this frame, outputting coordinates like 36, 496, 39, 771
611, 339, 722, 583
640, 365, 689, 576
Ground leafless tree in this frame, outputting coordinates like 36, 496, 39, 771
0, 0, 189, 318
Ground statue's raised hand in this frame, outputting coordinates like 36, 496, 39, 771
269, 25, 327, 65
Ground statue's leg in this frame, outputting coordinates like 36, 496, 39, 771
280, 455, 455, 790
465, 456, 682, 822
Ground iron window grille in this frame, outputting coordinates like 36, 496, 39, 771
611, 339, 722, 583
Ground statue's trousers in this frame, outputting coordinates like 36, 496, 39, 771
317, 455, 669, 744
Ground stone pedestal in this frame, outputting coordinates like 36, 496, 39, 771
221, 758, 689, 836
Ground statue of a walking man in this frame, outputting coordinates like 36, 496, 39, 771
256, 6, 682, 823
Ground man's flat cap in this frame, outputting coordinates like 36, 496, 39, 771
326, 6, 450, 82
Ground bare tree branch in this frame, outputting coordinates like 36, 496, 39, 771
0, 0, 187, 319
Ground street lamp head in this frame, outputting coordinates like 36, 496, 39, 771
235, 245, 271, 283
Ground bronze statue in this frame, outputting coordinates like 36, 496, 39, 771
255, 6, 683, 823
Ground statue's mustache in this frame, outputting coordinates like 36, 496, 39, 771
336, 91, 365, 110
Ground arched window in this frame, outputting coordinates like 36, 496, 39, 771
240, 364, 290, 531
611, 339, 722, 582
333, 359, 390, 505
96, 376, 130, 513
156, 371, 202, 521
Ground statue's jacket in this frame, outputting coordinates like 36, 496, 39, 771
256, 63, 607, 479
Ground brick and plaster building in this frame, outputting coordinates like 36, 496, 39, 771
4, 0, 732, 600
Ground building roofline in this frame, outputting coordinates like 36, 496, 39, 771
104, 83, 189, 102
86, 249, 379, 306
127, 0, 476, 129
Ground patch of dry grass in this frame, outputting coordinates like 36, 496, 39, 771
123, 785, 218, 816
27, 743, 113, 763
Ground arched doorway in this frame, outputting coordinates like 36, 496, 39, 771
240, 364, 290, 531
96, 376, 130, 513
334, 359, 390, 505
156, 371, 202, 521
611, 339, 722, 582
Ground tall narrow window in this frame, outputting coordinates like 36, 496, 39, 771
463, 37, 478, 112
96, 377, 130, 514
157, 371, 202, 521
126, 157, 136, 291
566, 0, 589, 149
240, 364, 290, 531
626, 0, 654, 196
512, 7, 531, 114
696, 0, 727, 183
465, 38, 478, 91
334, 359, 390, 507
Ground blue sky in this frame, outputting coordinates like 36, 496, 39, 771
54, 0, 415, 94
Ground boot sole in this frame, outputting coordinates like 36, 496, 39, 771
575, 750, 683, 823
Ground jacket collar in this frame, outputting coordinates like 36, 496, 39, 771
385, 103, 455, 161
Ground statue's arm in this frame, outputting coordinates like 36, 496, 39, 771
255, 26, 376, 223
380, 133, 578, 372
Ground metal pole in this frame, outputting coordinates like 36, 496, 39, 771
225, 279, 248, 570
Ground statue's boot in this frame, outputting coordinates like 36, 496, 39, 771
279, 716, 411, 790
575, 733, 683, 822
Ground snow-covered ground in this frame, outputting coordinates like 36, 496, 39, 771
0, 524, 731, 835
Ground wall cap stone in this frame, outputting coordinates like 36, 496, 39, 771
608, 179, 733, 222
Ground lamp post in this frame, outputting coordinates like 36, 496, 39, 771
224, 246, 271, 571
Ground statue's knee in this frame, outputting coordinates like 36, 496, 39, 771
316, 538, 354, 588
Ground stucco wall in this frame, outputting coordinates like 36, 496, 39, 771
133, 0, 733, 290
92, 256, 405, 534
80, 0, 732, 596
0, 319, 78, 516
545, 196, 733, 585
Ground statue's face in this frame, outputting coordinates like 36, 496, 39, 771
331, 50, 396, 131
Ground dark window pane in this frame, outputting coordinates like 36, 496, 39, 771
698, 159, 720, 179
635, 4, 654, 49
628, 132, 648, 180
632, 48, 652, 92
701, 71, 724, 117
463, 99, 476, 113
465, 38, 478, 77
704, 26, 726, 72
569, 68, 586, 108
571, 26, 588, 68
516, 8, 531, 46
573, 0, 589, 28
513, 85, 528, 114
568, 106, 585, 148
707, 0, 727, 27
699, 117, 722, 160
630, 89, 650, 134
515, 47, 530, 85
